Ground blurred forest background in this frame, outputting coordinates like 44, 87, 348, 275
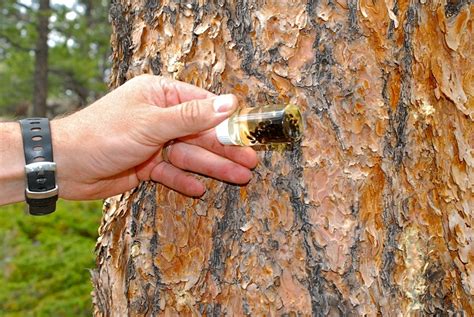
0, 0, 110, 315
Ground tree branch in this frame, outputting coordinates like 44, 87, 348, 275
0, 33, 34, 52
15, 2, 33, 12
49, 67, 90, 106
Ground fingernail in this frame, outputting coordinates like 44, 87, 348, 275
213, 94, 236, 113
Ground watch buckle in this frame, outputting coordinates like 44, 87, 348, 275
25, 161, 56, 173
26, 185, 59, 199
24, 162, 58, 199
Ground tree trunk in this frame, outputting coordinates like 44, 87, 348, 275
93, 1, 473, 315
32, 0, 50, 117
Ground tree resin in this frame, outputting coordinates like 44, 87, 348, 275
216, 104, 304, 146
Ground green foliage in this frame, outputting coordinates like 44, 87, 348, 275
0, 0, 111, 117
0, 200, 103, 316
0, 1, 36, 115
48, 0, 111, 105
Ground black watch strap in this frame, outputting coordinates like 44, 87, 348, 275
19, 118, 58, 215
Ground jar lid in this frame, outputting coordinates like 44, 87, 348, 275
215, 119, 234, 145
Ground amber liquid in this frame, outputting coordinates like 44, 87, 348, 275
227, 104, 303, 146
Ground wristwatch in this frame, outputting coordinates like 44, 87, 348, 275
19, 118, 58, 215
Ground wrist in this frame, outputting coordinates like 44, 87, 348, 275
50, 119, 67, 200
50, 118, 80, 200
0, 122, 26, 205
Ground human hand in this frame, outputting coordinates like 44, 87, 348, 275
51, 75, 258, 200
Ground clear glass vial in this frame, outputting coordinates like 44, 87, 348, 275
215, 104, 304, 146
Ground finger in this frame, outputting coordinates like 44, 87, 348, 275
134, 149, 164, 181
166, 142, 253, 184
153, 94, 238, 142
158, 78, 216, 106
150, 161, 206, 197
128, 75, 216, 107
180, 130, 258, 169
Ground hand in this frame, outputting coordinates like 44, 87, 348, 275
51, 75, 258, 200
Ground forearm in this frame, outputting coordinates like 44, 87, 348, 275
0, 122, 26, 205
0, 76, 257, 204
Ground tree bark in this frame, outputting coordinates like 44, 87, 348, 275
32, 0, 50, 117
93, 1, 473, 315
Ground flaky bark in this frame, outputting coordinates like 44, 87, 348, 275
93, 1, 473, 315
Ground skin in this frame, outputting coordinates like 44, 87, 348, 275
0, 75, 258, 205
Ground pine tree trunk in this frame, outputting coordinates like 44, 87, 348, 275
92, 1, 473, 315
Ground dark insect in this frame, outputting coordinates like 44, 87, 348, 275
245, 113, 301, 144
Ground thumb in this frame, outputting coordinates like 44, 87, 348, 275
154, 94, 238, 142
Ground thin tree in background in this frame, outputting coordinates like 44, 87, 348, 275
32, 0, 50, 117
